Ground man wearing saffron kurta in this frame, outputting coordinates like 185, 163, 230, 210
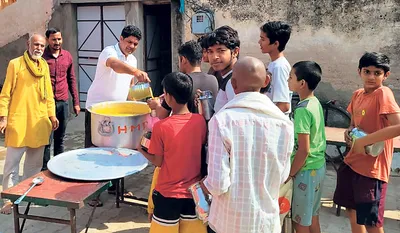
0, 34, 59, 214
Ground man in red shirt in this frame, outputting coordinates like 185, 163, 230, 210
42, 28, 80, 170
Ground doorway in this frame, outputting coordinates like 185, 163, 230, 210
143, 3, 172, 96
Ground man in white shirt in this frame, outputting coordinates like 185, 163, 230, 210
259, 21, 292, 114
202, 56, 294, 233
84, 25, 150, 204
85, 25, 150, 147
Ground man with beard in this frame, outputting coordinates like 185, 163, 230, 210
0, 34, 59, 214
42, 28, 80, 170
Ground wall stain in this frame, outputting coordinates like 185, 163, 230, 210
189, 0, 400, 34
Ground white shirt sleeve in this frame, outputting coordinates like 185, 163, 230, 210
99, 46, 118, 67
280, 126, 294, 184
225, 79, 235, 101
271, 66, 290, 103
214, 90, 228, 113
204, 117, 231, 196
214, 80, 235, 113
280, 155, 291, 185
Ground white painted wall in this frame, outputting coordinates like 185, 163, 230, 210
0, 0, 54, 47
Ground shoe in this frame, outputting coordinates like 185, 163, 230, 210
108, 189, 134, 198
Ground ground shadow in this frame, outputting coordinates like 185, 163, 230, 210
114, 227, 150, 233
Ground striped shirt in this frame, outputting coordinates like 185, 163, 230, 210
204, 92, 294, 233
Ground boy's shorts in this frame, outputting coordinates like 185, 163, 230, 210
292, 164, 326, 226
333, 163, 387, 227
150, 190, 206, 233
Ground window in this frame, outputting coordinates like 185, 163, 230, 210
0, 0, 17, 10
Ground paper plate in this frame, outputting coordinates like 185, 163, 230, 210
48, 147, 148, 181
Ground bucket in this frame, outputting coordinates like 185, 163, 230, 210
88, 101, 153, 149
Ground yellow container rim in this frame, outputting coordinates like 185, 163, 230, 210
87, 101, 151, 117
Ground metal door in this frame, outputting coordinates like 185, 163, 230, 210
144, 4, 172, 96
77, 5, 125, 108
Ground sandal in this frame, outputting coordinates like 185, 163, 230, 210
87, 199, 103, 207
108, 189, 134, 198
1, 201, 13, 215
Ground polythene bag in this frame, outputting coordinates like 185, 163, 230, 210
279, 179, 293, 226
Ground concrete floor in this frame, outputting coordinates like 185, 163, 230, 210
0, 114, 399, 233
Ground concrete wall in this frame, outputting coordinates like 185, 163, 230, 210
0, 0, 53, 47
185, 0, 400, 106
171, 0, 185, 71
184, 0, 400, 173
2, 0, 399, 103
126, 1, 145, 70
0, 0, 54, 84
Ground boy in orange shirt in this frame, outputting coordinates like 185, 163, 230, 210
333, 52, 400, 233
138, 72, 207, 233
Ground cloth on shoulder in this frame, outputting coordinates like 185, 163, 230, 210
218, 92, 292, 124
206, 92, 294, 233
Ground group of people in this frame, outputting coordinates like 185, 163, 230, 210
0, 20, 398, 233
138, 22, 400, 233
0, 29, 80, 215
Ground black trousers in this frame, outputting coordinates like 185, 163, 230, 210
84, 109, 94, 148
42, 100, 69, 170
207, 226, 216, 233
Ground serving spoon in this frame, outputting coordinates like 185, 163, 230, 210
14, 176, 44, 205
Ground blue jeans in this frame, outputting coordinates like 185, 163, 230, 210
42, 100, 69, 170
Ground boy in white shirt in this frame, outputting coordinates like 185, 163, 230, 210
259, 21, 292, 114
205, 26, 240, 112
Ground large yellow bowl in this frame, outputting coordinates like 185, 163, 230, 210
88, 101, 152, 149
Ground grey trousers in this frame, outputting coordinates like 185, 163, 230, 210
2, 146, 44, 195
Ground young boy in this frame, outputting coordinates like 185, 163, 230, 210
138, 72, 207, 233
334, 52, 400, 233
287, 61, 326, 233
199, 34, 222, 85
147, 40, 219, 119
206, 25, 240, 112
145, 40, 218, 219
259, 21, 292, 114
